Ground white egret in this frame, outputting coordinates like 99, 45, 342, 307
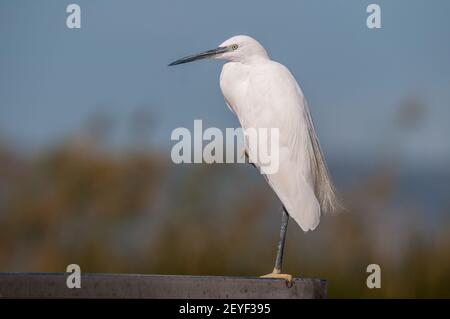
169, 35, 338, 282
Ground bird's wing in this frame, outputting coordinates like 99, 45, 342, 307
242, 62, 322, 231
263, 147, 321, 232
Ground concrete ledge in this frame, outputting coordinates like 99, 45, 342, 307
0, 273, 327, 299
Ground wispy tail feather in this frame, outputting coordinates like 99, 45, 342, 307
303, 99, 340, 213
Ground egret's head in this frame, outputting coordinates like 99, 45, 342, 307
169, 35, 269, 66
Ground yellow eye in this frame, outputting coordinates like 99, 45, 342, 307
231, 44, 238, 50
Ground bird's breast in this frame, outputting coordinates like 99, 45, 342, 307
219, 62, 251, 119
220, 61, 292, 129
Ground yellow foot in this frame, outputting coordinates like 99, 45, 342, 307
260, 270, 293, 284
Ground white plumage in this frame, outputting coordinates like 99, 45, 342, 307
169, 34, 338, 279
218, 35, 337, 231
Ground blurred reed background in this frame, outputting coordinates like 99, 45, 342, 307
0, 98, 449, 298
1, 0, 450, 298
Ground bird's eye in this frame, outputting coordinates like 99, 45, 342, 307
231, 44, 238, 50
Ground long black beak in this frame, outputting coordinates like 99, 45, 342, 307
168, 46, 229, 66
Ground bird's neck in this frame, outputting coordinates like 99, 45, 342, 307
238, 54, 270, 65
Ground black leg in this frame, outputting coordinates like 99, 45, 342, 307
274, 207, 289, 273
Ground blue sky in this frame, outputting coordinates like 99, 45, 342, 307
1, 0, 450, 169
